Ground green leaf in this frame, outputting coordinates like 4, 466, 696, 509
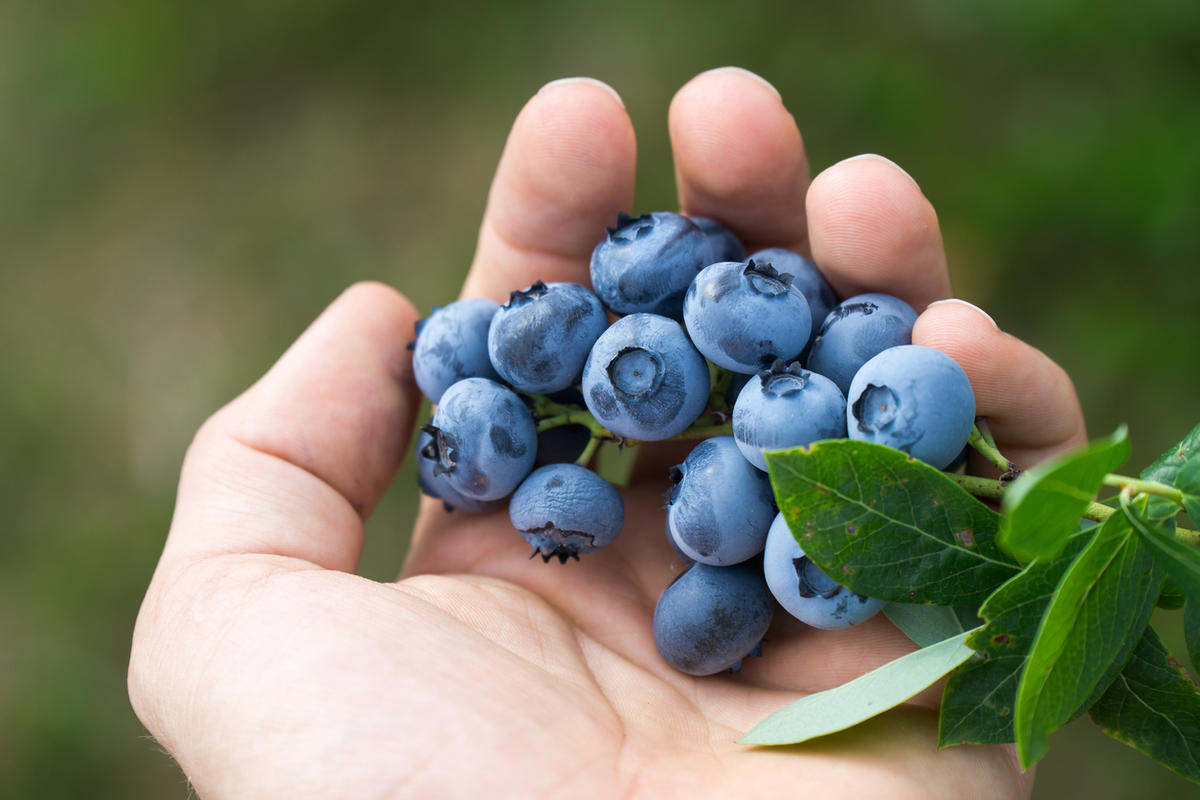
999, 425, 1129, 562
1089, 625, 1200, 784
765, 441, 1019, 605
1175, 453, 1200, 525
1158, 577, 1187, 610
1186, 602, 1200, 678
740, 629, 978, 745
1013, 510, 1164, 768
1141, 423, 1200, 485
884, 604, 970, 648
1141, 423, 1200, 519
939, 536, 1087, 746
1123, 497, 1200, 610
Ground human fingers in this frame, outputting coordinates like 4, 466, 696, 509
459, 77, 635, 302
669, 67, 811, 255
913, 299, 1088, 468
158, 281, 421, 573
806, 154, 952, 312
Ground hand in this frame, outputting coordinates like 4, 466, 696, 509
129, 68, 1086, 799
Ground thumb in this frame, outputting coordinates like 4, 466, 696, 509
160, 281, 422, 573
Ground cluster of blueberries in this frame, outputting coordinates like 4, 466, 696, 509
411, 211, 976, 676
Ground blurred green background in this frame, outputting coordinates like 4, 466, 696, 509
3, 0, 1199, 796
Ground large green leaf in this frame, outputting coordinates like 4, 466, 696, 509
765, 441, 1019, 606
1089, 626, 1200, 784
1174, 453, 1200, 526
1141, 423, 1200, 520
1013, 511, 1164, 768
884, 604, 970, 648
1186, 602, 1200, 679
999, 426, 1129, 562
740, 630, 977, 745
938, 536, 1087, 746
1141, 423, 1200, 485
1123, 497, 1200, 611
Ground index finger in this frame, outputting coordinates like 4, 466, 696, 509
459, 78, 636, 302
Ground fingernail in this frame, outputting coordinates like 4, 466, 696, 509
538, 77, 624, 108
927, 298, 1000, 331
695, 66, 781, 101
834, 153, 920, 190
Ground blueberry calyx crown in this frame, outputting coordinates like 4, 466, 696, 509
522, 521, 596, 564
757, 359, 810, 396
742, 259, 795, 290
505, 279, 549, 308
793, 555, 842, 599
817, 300, 879, 337
851, 383, 900, 434
606, 210, 654, 242
420, 423, 458, 476
607, 346, 665, 397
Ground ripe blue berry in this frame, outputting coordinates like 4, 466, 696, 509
763, 512, 887, 629
805, 293, 918, 396
487, 280, 609, 394
665, 436, 776, 565
846, 344, 976, 470
683, 260, 812, 374
589, 211, 713, 318
653, 562, 774, 676
509, 463, 624, 563
411, 298, 501, 403
690, 216, 746, 262
733, 361, 847, 471
416, 429, 506, 514
581, 313, 710, 441
746, 247, 837, 343
420, 378, 537, 501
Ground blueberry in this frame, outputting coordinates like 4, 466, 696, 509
420, 377, 537, 501
415, 430, 506, 513
746, 247, 837, 343
509, 464, 624, 562
805, 292, 918, 396
683, 259, 812, 374
589, 211, 713, 318
653, 561, 774, 676
733, 360, 847, 471
690, 216, 746, 262
581, 313, 710, 441
487, 280, 609, 394
665, 436, 776, 565
410, 298, 501, 403
763, 512, 887, 629
846, 344, 976, 470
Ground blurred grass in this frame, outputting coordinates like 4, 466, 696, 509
2, 0, 1200, 796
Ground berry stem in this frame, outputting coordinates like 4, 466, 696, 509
707, 362, 735, 412
968, 424, 1019, 479
1101, 473, 1185, 504
574, 435, 603, 467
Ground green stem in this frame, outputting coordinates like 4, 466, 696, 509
968, 424, 1018, 477
947, 473, 1199, 546
947, 473, 1006, 500
574, 435, 602, 467
1102, 473, 1185, 503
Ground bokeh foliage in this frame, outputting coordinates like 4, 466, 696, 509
2, 0, 1198, 796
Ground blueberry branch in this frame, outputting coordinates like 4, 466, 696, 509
947, 472, 1200, 545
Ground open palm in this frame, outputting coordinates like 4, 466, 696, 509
130, 69, 1086, 799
